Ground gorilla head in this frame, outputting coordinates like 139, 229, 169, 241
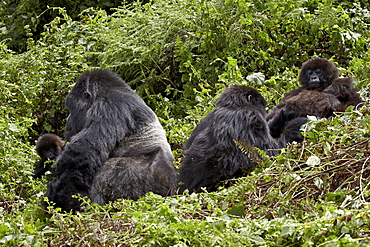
298, 57, 339, 90
216, 85, 267, 111
63, 70, 133, 141
33, 134, 65, 179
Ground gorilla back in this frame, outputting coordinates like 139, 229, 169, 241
45, 69, 176, 211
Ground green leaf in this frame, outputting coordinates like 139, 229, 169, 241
0, 224, 11, 237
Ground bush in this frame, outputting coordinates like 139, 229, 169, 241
0, 0, 369, 245
0, 10, 93, 139
0, 0, 124, 52
2, 0, 369, 136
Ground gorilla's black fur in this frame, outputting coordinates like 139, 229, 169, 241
33, 134, 65, 179
267, 57, 362, 138
178, 85, 306, 193
45, 69, 176, 211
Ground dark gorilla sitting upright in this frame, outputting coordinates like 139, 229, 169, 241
45, 69, 177, 211
178, 85, 306, 193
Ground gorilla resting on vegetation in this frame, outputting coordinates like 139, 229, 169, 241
178, 85, 306, 193
267, 57, 362, 138
45, 69, 177, 211
33, 134, 65, 179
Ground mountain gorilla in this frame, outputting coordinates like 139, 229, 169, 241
45, 69, 176, 212
178, 85, 306, 193
267, 57, 362, 138
33, 134, 65, 179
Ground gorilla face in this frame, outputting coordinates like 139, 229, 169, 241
305, 68, 323, 89
299, 57, 339, 91
42, 146, 59, 160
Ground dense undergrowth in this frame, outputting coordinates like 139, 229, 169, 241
0, 0, 370, 245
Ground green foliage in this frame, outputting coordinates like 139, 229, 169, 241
1, 0, 370, 135
0, 109, 49, 246
0, 9, 94, 138
0, 110, 35, 201
0, 0, 370, 245
0, 0, 124, 52
87, 0, 370, 111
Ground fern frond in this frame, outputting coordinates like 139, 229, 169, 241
233, 139, 263, 163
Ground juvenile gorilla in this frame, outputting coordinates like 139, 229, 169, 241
267, 57, 362, 138
45, 69, 177, 211
33, 134, 65, 179
178, 85, 306, 193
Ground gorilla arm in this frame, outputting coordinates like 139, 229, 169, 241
322, 78, 362, 111
266, 87, 303, 122
268, 90, 341, 139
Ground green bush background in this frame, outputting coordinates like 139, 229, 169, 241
0, 0, 369, 245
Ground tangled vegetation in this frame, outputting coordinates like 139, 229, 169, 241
0, 0, 369, 245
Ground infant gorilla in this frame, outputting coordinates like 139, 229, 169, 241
33, 134, 65, 179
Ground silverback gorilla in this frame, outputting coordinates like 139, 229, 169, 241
33, 134, 65, 179
178, 85, 306, 193
45, 69, 177, 211
267, 57, 362, 138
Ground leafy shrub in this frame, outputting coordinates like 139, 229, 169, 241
91, 0, 370, 112
0, 0, 124, 52
0, 10, 94, 138
2, 0, 370, 136
0, 0, 369, 245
